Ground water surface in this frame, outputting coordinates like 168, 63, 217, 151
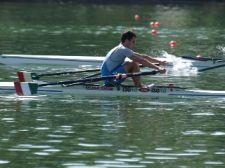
0, 2, 225, 168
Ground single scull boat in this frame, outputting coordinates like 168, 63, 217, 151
0, 70, 225, 98
1, 82, 225, 98
1, 54, 225, 72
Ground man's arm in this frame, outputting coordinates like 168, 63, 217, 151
130, 53, 166, 73
134, 52, 167, 65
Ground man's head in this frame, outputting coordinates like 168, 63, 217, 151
121, 31, 136, 49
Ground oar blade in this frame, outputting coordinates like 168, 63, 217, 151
14, 81, 38, 96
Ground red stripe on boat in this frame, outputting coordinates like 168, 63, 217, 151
14, 81, 23, 95
17, 71, 25, 82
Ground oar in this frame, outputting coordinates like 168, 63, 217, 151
64, 72, 102, 87
17, 68, 101, 81
17, 63, 155, 82
39, 70, 159, 87
198, 64, 225, 72
14, 70, 159, 96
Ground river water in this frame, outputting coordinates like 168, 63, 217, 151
0, 2, 225, 168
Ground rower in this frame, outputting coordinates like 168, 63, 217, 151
101, 30, 167, 88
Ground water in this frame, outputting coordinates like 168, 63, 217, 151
0, 2, 225, 168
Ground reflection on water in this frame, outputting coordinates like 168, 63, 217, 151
0, 94, 225, 167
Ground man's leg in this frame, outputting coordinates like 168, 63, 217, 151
124, 61, 142, 87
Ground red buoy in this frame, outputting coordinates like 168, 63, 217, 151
150, 29, 157, 36
169, 40, 177, 47
134, 14, 141, 21
154, 21, 160, 27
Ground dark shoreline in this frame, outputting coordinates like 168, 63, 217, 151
0, 0, 224, 5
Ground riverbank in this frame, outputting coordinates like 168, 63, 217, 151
1, 0, 224, 5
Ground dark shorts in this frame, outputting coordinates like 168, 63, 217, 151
101, 64, 126, 86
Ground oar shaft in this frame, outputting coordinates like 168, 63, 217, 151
198, 64, 225, 72
29, 65, 148, 80
126, 71, 158, 77
39, 70, 158, 87
39, 75, 116, 86
33, 65, 148, 78
38, 68, 100, 77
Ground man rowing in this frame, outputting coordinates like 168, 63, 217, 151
101, 31, 167, 88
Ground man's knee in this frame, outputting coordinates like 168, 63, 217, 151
131, 62, 140, 71
124, 61, 140, 72
132, 61, 139, 67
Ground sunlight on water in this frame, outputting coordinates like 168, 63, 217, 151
160, 51, 198, 76
217, 45, 225, 56
1, 94, 47, 101
0, 160, 10, 164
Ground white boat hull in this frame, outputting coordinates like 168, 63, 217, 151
1, 82, 225, 98
0, 54, 103, 66
1, 54, 225, 71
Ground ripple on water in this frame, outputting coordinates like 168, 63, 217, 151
78, 143, 112, 148
34, 127, 50, 130
210, 131, 225, 136
69, 150, 97, 156
63, 162, 144, 168
8, 144, 54, 153
1, 118, 15, 123
46, 139, 63, 143
0, 160, 10, 164
47, 134, 69, 138
191, 112, 215, 116
184, 149, 207, 153
94, 160, 146, 168
215, 151, 225, 155
145, 151, 200, 161
155, 147, 173, 151
204, 161, 224, 165
182, 130, 206, 135
16, 144, 52, 149
34, 152, 50, 156
115, 157, 142, 162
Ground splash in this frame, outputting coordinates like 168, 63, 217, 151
160, 51, 198, 76
217, 45, 225, 56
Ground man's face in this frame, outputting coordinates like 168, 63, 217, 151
126, 37, 136, 49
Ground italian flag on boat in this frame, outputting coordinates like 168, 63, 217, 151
17, 71, 33, 82
14, 81, 38, 96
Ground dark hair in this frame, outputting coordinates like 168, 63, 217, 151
121, 31, 136, 43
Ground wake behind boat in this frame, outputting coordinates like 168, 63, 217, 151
1, 54, 225, 72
